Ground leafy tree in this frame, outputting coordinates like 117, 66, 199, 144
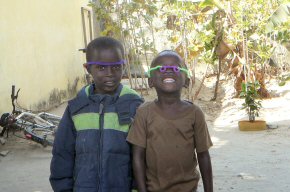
89, 0, 290, 100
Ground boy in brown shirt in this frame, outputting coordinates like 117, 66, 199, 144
127, 50, 213, 192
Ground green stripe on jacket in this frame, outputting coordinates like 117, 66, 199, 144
72, 113, 129, 132
85, 85, 90, 96
72, 113, 100, 130
120, 85, 139, 96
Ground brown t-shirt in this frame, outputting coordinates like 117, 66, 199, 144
127, 101, 213, 192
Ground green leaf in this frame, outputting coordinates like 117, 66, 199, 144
265, 3, 290, 33
278, 81, 286, 86
200, 0, 214, 8
200, 0, 224, 10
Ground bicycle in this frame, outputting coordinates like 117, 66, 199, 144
0, 85, 61, 147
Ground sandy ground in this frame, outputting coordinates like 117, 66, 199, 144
196, 78, 290, 192
0, 104, 65, 192
0, 77, 290, 192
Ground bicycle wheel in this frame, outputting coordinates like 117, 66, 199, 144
15, 112, 57, 147
24, 125, 55, 147
37, 112, 61, 126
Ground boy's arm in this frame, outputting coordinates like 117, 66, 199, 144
197, 150, 213, 192
132, 145, 147, 192
50, 107, 76, 192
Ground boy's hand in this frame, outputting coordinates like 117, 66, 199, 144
197, 150, 213, 192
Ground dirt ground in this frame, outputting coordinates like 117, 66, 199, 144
0, 77, 290, 192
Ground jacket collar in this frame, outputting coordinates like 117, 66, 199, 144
87, 83, 123, 104
69, 84, 123, 115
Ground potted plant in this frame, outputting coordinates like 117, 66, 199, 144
238, 81, 266, 131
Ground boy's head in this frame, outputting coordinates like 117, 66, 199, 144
148, 50, 190, 92
84, 36, 125, 95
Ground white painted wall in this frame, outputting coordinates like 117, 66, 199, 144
0, 0, 92, 114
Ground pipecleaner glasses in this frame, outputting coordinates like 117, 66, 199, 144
86, 60, 126, 66
147, 65, 191, 78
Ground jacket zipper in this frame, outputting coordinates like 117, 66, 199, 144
98, 102, 104, 192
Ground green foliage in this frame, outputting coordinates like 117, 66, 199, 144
278, 73, 290, 86
90, 0, 159, 63
265, 3, 290, 33
239, 81, 262, 121
200, 0, 224, 10
89, 0, 290, 86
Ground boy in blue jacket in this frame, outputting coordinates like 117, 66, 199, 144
50, 36, 143, 192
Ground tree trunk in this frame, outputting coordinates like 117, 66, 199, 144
211, 58, 222, 101
193, 63, 209, 101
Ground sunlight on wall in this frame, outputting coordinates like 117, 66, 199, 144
0, 0, 90, 114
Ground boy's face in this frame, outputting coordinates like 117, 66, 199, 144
148, 55, 189, 93
85, 48, 124, 95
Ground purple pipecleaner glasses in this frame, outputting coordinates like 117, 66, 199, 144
159, 66, 180, 73
86, 60, 126, 66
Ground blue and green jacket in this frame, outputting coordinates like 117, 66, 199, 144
50, 84, 143, 192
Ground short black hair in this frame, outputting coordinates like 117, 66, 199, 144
151, 50, 186, 68
86, 36, 125, 62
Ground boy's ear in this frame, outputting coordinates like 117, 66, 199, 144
83, 63, 91, 73
184, 77, 190, 88
148, 77, 154, 88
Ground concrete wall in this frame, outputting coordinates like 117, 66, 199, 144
0, 0, 93, 114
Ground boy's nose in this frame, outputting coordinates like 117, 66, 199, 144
104, 66, 113, 76
164, 67, 174, 74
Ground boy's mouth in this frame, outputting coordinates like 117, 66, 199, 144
163, 78, 175, 83
104, 81, 115, 86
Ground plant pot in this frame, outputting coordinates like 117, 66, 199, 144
238, 120, 267, 131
